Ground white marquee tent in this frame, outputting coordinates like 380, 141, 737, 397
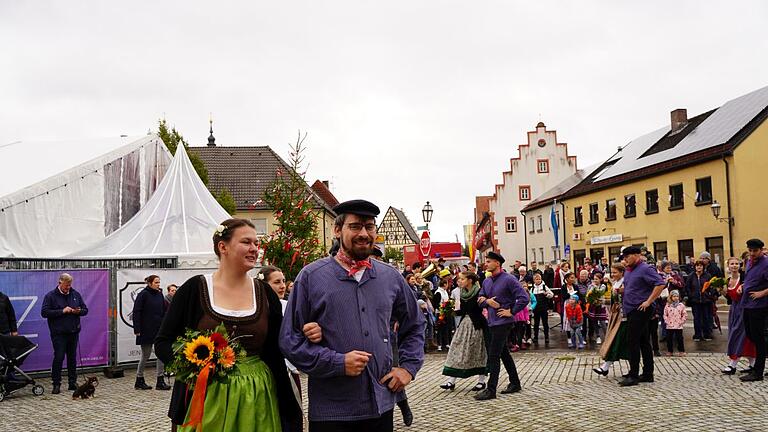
0, 135, 171, 257
71, 144, 230, 266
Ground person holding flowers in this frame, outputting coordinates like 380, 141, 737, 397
585, 272, 609, 345
720, 257, 756, 375
155, 218, 302, 432
433, 275, 454, 351
593, 263, 630, 376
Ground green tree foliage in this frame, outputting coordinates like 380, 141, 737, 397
216, 188, 237, 215
157, 119, 209, 185
384, 246, 404, 264
259, 131, 324, 280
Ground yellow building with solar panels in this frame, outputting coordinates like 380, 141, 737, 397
524, 85, 768, 270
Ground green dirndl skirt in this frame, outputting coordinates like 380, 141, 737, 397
604, 321, 630, 362
178, 355, 281, 432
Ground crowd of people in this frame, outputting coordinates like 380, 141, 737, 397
399, 241, 768, 388
2, 198, 768, 432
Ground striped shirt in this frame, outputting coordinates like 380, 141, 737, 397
279, 256, 425, 422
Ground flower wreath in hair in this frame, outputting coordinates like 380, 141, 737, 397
214, 224, 227, 237
257, 273, 265, 281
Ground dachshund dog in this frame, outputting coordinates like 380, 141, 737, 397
72, 376, 99, 400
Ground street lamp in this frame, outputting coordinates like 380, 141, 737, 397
422, 201, 433, 231
710, 200, 733, 225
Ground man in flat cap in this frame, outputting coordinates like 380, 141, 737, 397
280, 199, 425, 431
740, 238, 768, 382
618, 246, 665, 387
474, 251, 530, 400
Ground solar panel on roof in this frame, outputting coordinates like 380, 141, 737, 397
592, 84, 768, 183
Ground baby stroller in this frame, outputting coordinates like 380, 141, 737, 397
0, 334, 45, 401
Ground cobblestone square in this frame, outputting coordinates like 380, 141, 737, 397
3, 349, 767, 431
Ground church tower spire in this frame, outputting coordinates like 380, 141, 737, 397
207, 113, 216, 147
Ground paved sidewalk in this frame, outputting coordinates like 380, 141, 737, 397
2, 351, 766, 431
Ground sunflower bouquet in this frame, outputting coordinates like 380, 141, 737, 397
167, 323, 246, 384
166, 324, 247, 430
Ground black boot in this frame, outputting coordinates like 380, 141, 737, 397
134, 377, 152, 390
398, 399, 413, 426
51, 384, 61, 394
155, 377, 171, 391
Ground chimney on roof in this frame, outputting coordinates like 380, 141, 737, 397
322, 180, 330, 188
670, 108, 687, 132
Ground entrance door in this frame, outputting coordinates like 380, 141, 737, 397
589, 247, 605, 263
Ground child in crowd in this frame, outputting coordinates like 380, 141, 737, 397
586, 273, 609, 345
663, 290, 687, 356
510, 285, 534, 352
565, 293, 585, 349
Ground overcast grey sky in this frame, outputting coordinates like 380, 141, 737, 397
2, 1, 767, 243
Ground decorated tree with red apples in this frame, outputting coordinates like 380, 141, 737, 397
259, 131, 324, 280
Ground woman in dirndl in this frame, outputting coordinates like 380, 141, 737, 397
155, 219, 302, 432
593, 263, 630, 376
439, 271, 489, 391
721, 257, 756, 374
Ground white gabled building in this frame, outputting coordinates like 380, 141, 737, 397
479, 122, 577, 264
520, 167, 596, 265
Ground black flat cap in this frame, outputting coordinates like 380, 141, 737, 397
621, 246, 642, 258
746, 238, 765, 249
486, 251, 505, 264
371, 246, 383, 258
333, 199, 380, 217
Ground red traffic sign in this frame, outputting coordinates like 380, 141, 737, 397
419, 231, 432, 257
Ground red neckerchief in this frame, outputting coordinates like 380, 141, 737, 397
336, 249, 372, 277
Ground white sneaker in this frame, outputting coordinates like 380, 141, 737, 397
596, 337, 602, 344
437, 346, 443, 351
567, 341, 574, 348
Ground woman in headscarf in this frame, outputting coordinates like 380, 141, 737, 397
439, 271, 488, 391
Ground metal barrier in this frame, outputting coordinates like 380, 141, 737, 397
0, 257, 178, 378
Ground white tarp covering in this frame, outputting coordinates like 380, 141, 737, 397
0, 135, 170, 257
72, 144, 231, 260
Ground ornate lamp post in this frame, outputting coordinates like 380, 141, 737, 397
422, 201, 433, 231
710, 200, 733, 224
710, 199, 735, 257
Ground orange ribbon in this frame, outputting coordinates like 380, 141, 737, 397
183, 362, 214, 432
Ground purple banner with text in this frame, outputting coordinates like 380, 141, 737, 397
0, 269, 110, 372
